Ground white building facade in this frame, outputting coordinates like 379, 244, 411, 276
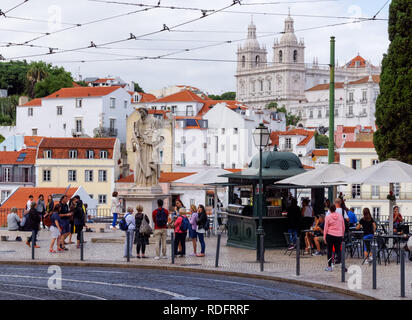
15, 86, 134, 143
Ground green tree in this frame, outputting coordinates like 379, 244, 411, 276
0, 134, 4, 143
26, 61, 49, 98
268, 103, 301, 126
75, 81, 88, 87
315, 132, 329, 149
134, 82, 144, 93
0, 60, 30, 95
374, 0, 412, 164
208, 91, 236, 100
34, 66, 73, 98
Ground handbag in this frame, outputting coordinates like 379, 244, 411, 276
139, 215, 152, 235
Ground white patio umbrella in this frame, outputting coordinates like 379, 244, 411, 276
276, 162, 355, 188
328, 159, 412, 236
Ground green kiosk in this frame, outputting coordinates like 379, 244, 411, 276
219, 150, 306, 249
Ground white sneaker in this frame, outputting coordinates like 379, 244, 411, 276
162, 255, 168, 259
154, 256, 160, 260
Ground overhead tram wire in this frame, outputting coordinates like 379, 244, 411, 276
4, 0, 241, 61
2, 0, 29, 15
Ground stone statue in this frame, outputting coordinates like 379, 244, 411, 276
132, 108, 164, 186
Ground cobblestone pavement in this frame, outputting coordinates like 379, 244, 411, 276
0, 226, 411, 300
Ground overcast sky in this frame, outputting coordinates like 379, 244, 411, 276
0, 0, 390, 95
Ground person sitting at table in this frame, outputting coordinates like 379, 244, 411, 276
301, 198, 314, 230
312, 215, 325, 256
304, 216, 318, 254
347, 207, 357, 228
393, 206, 403, 233
355, 207, 376, 264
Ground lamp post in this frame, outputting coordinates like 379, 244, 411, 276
252, 123, 270, 271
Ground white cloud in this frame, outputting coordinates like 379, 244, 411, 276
0, 0, 389, 94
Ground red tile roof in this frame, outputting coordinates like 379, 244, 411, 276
37, 138, 116, 159
24, 136, 44, 148
0, 149, 36, 165
44, 86, 121, 99
346, 55, 367, 68
311, 149, 340, 162
151, 90, 205, 104
21, 98, 42, 107
72, 81, 81, 87
139, 92, 157, 103
116, 172, 196, 183
306, 75, 380, 92
1, 187, 78, 210
349, 75, 380, 85
148, 109, 170, 119
270, 129, 315, 147
306, 82, 344, 92
342, 141, 375, 148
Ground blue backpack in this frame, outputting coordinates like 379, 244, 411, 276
180, 216, 190, 232
119, 214, 131, 231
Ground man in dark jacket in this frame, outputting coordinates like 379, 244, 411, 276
72, 196, 85, 249
286, 198, 301, 249
25, 202, 41, 248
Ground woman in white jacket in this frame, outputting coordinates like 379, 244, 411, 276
111, 191, 122, 229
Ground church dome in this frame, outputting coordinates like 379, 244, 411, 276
280, 14, 298, 44
243, 21, 261, 50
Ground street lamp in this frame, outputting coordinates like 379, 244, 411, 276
252, 123, 270, 271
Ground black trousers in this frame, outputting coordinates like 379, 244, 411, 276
135, 233, 147, 255
75, 224, 84, 241
174, 232, 186, 256
326, 234, 343, 267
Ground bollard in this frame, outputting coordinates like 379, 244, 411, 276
296, 236, 300, 276
372, 244, 377, 290
31, 230, 35, 260
401, 249, 405, 298
80, 231, 84, 261
341, 242, 345, 282
126, 231, 130, 262
171, 232, 175, 264
215, 232, 221, 268
260, 234, 264, 272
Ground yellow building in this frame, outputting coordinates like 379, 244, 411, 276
35, 137, 121, 213
338, 141, 412, 219
126, 109, 173, 174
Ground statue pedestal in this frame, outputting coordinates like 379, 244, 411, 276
116, 183, 169, 226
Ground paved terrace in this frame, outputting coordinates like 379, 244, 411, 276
0, 225, 411, 300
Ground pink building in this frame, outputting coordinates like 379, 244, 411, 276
334, 125, 373, 149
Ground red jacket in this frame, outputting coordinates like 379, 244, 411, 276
152, 208, 169, 230
174, 215, 187, 234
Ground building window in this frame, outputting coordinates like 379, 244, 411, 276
100, 150, 108, 159
1, 190, 11, 202
349, 92, 354, 102
221, 163, 225, 169
181, 153, 186, 167
348, 105, 353, 115
75, 119, 83, 133
98, 194, 107, 204
85, 170, 93, 182
309, 110, 313, 119
267, 80, 271, 91
57, 106, 63, 115
86, 150, 94, 159
76, 98, 83, 108
171, 106, 177, 114
372, 207, 380, 220
371, 185, 380, 198
372, 159, 379, 165
221, 128, 225, 135
124, 100, 128, 109
68, 170, 77, 182
43, 170, 51, 182
233, 128, 238, 134
3, 168, 11, 182
110, 97, 116, 108
352, 159, 361, 170
351, 184, 361, 199
293, 50, 298, 63
259, 80, 263, 91
255, 55, 260, 67
362, 91, 367, 101
221, 144, 225, 152
285, 138, 292, 150
318, 110, 322, 118
233, 144, 237, 151
241, 55, 245, 67
89, 194, 94, 199
394, 183, 400, 197
28, 108, 33, 116
186, 105, 193, 116
279, 50, 283, 63
181, 136, 186, 144
44, 150, 52, 158
32, 128, 38, 136
98, 170, 107, 182
69, 150, 78, 159
335, 108, 339, 117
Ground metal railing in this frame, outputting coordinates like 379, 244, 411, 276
345, 192, 412, 201
0, 175, 35, 183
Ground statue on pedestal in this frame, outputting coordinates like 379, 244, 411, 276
131, 108, 164, 187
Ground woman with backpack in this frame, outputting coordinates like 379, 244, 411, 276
134, 205, 151, 258
174, 208, 189, 258
196, 204, 208, 257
